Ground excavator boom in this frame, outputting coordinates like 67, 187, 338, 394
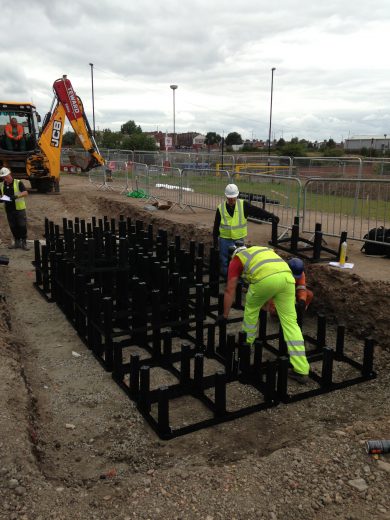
52, 76, 104, 170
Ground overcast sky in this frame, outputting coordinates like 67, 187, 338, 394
1, 0, 389, 142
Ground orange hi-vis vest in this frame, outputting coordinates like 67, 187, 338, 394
5, 123, 23, 140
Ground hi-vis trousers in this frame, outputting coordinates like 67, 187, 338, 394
242, 271, 310, 375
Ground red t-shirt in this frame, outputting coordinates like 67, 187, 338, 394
227, 256, 243, 279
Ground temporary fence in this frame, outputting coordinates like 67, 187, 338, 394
292, 157, 363, 179
230, 172, 302, 230
361, 159, 390, 178
85, 159, 390, 246
133, 151, 162, 166
105, 161, 131, 193
88, 166, 109, 190
145, 165, 182, 207
302, 177, 390, 241
129, 162, 149, 194
233, 155, 293, 176
180, 169, 230, 210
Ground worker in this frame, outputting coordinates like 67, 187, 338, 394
213, 183, 279, 277
219, 244, 310, 383
4, 117, 26, 152
0, 167, 29, 250
266, 257, 313, 323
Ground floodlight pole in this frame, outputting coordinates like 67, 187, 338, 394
170, 84, 178, 148
89, 62, 96, 137
267, 67, 276, 156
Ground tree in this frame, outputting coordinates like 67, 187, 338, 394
322, 147, 344, 157
121, 120, 142, 135
279, 142, 307, 157
62, 130, 76, 146
225, 132, 243, 146
205, 132, 221, 151
100, 129, 122, 149
121, 133, 157, 151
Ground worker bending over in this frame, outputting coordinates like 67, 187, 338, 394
221, 244, 310, 383
213, 183, 279, 278
266, 257, 313, 323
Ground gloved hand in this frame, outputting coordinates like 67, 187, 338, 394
215, 314, 227, 325
8, 194, 17, 201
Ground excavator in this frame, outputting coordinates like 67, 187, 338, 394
0, 75, 105, 192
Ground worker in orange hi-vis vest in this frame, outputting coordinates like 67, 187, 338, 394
4, 117, 26, 151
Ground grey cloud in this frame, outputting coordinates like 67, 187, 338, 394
1, 0, 389, 141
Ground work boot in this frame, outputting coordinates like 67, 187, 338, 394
288, 368, 308, 385
20, 239, 30, 251
8, 239, 21, 249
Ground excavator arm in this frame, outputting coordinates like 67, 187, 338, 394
52, 76, 105, 170
27, 75, 105, 191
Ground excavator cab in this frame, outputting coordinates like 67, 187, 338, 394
0, 102, 41, 176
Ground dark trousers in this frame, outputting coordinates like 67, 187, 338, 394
6, 209, 27, 240
5, 136, 26, 152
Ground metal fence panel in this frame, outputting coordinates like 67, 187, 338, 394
104, 160, 130, 193
302, 177, 390, 241
234, 155, 293, 176
133, 151, 162, 166
146, 165, 182, 206
361, 159, 390, 178
180, 169, 230, 210
230, 172, 302, 229
292, 157, 362, 179
130, 163, 149, 194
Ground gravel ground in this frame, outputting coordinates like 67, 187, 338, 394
0, 174, 389, 520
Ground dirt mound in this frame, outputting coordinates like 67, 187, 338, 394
308, 264, 390, 348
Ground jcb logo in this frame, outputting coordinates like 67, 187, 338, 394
51, 120, 62, 147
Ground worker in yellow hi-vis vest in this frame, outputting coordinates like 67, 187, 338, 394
212, 184, 279, 278
219, 244, 310, 384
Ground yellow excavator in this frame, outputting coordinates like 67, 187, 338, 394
0, 75, 105, 192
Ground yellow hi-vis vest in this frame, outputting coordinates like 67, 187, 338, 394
236, 246, 291, 284
218, 199, 247, 240
1, 179, 26, 210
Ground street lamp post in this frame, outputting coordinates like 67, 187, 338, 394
267, 67, 276, 156
89, 63, 96, 137
170, 84, 178, 148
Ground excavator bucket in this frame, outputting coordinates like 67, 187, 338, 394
68, 150, 91, 172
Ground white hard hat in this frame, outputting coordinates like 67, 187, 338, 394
224, 183, 239, 198
0, 167, 11, 178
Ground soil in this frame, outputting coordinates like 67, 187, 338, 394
0, 174, 389, 520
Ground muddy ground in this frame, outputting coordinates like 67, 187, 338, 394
0, 174, 389, 520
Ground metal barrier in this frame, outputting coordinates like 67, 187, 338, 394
362, 159, 390, 178
180, 169, 230, 210
302, 177, 390, 240
233, 155, 293, 176
292, 157, 363, 179
130, 162, 149, 194
230, 172, 302, 230
145, 165, 182, 207
88, 166, 108, 190
133, 151, 162, 166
